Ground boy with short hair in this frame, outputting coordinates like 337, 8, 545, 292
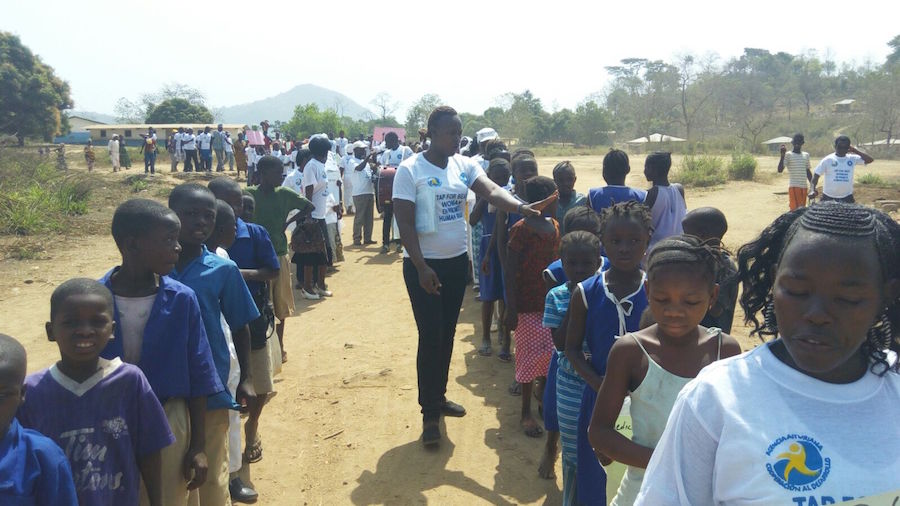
246, 156, 314, 363
17, 279, 174, 505
167, 184, 260, 506
0, 333, 77, 504
100, 198, 224, 506
681, 206, 738, 333
777, 133, 812, 210
552, 161, 586, 234
809, 135, 875, 203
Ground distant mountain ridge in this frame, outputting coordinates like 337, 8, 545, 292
217, 84, 373, 125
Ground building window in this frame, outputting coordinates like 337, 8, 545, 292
100, 130, 107, 138
124, 130, 132, 138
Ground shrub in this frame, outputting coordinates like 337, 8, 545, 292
0, 149, 92, 235
677, 155, 726, 187
728, 153, 757, 181
857, 172, 885, 185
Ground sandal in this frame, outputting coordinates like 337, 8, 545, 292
477, 342, 493, 357
508, 381, 522, 396
497, 350, 512, 363
522, 418, 544, 438
245, 439, 262, 463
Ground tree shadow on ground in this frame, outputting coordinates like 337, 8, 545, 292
350, 419, 517, 505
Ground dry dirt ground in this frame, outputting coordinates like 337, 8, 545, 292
0, 154, 897, 505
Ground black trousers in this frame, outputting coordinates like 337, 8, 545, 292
382, 203, 398, 245
183, 149, 199, 172
402, 253, 468, 421
821, 193, 855, 203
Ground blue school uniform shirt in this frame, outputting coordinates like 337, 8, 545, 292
226, 218, 280, 295
587, 185, 646, 212
576, 270, 648, 505
0, 418, 77, 505
168, 246, 260, 410
99, 269, 224, 404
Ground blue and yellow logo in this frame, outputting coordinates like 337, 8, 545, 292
426, 177, 442, 187
766, 435, 830, 491
459, 171, 469, 185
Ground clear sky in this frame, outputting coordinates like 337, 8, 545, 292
5, 0, 897, 118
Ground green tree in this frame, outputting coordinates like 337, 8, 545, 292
283, 103, 342, 140
0, 32, 73, 145
888, 34, 900, 66
145, 98, 214, 123
405, 94, 443, 138
572, 100, 613, 146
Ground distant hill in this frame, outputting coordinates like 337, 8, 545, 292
217, 84, 373, 125
67, 110, 117, 124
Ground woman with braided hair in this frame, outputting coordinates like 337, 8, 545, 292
637, 202, 900, 505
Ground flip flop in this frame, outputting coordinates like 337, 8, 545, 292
508, 382, 522, 396
477, 343, 493, 356
497, 351, 512, 363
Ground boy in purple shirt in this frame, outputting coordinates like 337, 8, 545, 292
0, 333, 77, 504
100, 198, 224, 505
167, 184, 259, 506
17, 279, 174, 506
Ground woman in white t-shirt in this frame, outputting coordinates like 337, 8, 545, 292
637, 202, 900, 505
392, 106, 539, 447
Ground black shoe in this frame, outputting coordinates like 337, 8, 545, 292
441, 400, 466, 417
229, 477, 259, 504
422, 420, 441, 447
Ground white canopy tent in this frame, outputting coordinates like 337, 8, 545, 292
626, 133, 686, 144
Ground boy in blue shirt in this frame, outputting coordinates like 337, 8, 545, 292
167, 183, 260, 506
100, 198, 224, 505
0, 333, 77, 504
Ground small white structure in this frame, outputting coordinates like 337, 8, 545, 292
626, 133, 686, 144
832, 99, 856, 113
86, 123, 246, 147
761, 136, 795, 153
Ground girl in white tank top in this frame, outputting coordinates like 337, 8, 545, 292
586, 235, 742, 506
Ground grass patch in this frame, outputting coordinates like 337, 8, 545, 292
0, 149, 93, 235
728, 153, 757, 181
676, 155, 727, 187
858, 172, 886, 185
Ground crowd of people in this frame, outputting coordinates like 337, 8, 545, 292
0, 106, 898, 506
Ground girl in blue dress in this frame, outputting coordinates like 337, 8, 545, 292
565, 201, 653, 505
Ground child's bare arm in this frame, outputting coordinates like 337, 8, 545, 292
565, 286, 604, 391
139, 450, 163, 506
184, 397, 208, 489
589, 338, 653, 468
469, 197, 488, 226
495, 209, 509, 271
719, 332, 743, 359
551, 309, 570, 351
503, 248, 520, 331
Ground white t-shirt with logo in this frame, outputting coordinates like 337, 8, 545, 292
181, 134, 196, 150
813, 153, 866, 198
380, 146, 415, 167
336, 137, 348, 157
346, 158, 375, 196
392, 153, 485, 259
635, 343, 900, 505
302, 158, 330, 219
197, 132, 212, 150
174, 132, 184, 151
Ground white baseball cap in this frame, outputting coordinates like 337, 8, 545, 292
476, 128, 498, 143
